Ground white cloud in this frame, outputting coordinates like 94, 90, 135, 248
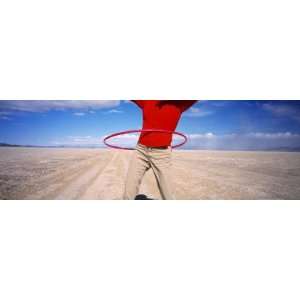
183, 107, 214, 117
184, 132, 300, 150
0, 111, 13, 120
189, 132, 216, 138
247, 132, 296, 139
262, 103, 300, 122
104, 109, 123, 114
51, 135, 102, 146
107, 133, 139, 139
101, 133, 139, 148
100, 131, 300, 150
53, 133, 139, 148
209, 101, 230, 107
0, 111, 13, 116
0, 100, 120, 113
51, 131, 300, 150
73, 112, 86, 116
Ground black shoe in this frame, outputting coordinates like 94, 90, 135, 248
134, 194, 154, 200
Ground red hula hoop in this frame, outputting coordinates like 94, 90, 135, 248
103, 129, 188, 150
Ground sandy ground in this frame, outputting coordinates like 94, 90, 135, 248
0, 147, 300, 200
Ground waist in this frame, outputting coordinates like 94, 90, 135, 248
138, 131, 173, 148
138, 143, 169, 150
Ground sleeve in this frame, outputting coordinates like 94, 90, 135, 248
131, 100, 145, 109
178, 100, 198, 112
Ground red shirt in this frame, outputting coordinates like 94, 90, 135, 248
132, 100, 197, 147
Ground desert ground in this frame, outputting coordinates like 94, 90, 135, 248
0, 147, 300, 200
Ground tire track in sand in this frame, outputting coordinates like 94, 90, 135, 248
24, 152, 111, 200
52, 152, 116, 200
80, 150, 129, 199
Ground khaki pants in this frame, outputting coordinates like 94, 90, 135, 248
124, 143, 175, 200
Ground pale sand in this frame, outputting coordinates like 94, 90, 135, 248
0, 147, 300, 200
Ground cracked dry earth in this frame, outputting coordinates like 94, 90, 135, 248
1, 147, 300, 200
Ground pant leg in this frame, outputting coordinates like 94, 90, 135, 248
123, 146, 150, 200
149, 147, 175, 200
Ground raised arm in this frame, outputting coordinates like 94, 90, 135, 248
178, 100, 198, 112
131, 100, 145, 109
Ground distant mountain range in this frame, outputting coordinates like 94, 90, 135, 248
0, 142, 104, 148
0, 142, 22, 147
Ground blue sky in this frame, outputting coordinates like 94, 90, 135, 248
1, 100, 300, 150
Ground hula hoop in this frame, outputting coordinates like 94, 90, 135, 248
103, 129, 188, 150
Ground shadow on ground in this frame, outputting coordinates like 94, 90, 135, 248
134, 194, 154, 200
